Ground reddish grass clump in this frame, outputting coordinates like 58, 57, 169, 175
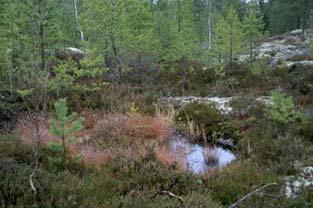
125, 116, 172, 141
95, 114, 172, 141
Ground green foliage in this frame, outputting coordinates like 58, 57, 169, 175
50, 98, 84, 160
0, 90, 26, 131
175, 102, 224, 128
174, 102, 236, 141
48, 61, 76, 96
242, 4, 264, 61
0, 140, 222, 207
250, 59, 271, 76
265, 91, 308, 127
214, 6, 242, 64
268, 0, 313, 35
209, 160, 278, 206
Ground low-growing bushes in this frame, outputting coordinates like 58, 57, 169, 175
175, 102, 239, 143
208, 160, 279, 206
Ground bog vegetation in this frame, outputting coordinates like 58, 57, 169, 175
0, 0, 313, 207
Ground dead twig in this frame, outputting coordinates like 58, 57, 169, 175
160, 191, 185, 208
228, 182, 277, 208
255, 192, 285, 199
29, 171, 37, 193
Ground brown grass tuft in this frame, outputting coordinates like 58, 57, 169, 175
125, 115, 172, 141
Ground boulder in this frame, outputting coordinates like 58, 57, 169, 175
285, 166, 313, 198
157, 96, 234, 114
56, 47, 84, 65
239, 29, 313, 68
286, 61, 313, 69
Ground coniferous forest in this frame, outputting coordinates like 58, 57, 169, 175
0, 0, 313, 207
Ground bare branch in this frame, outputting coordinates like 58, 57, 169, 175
255, 192, 285, 199
228, 183, 277, 208
29, 171, 37, 193
160, 191, 185, 207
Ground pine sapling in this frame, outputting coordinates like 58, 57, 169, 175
50, 98, 84, 162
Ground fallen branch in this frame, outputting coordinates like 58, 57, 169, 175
255, 192, 285, 199
29, 171, 37, 193
160, 191, 185, 207
228, 182, 277, 208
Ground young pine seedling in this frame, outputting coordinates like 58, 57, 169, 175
50, 98, 84, 162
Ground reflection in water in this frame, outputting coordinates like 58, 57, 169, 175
170, 135, 236, 174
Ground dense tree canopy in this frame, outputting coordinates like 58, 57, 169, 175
0, 0, 313, 89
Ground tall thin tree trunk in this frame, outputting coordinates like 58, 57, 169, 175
39, 24, 45, 71
250, 40, 253, 62
111, 34, 122, 79
230, 24, 233, 71
8, 62, 13, 95
38, 0, 45, 71
178, 0, 182, 32
207, 0, 212, 49
73, 0, 85, 42
104, 39, 110, 67
301, 0, 310, 40
137, 52, 142, 68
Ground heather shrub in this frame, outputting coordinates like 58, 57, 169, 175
175, 102, 239, 142
175, 103, 224, 140
209, 160, 278, 206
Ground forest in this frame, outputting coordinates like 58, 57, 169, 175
0, 0, 313, 207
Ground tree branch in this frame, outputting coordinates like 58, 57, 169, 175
29, 170, 37, 193
160, 191, 185, 207
228, 182, 277, 208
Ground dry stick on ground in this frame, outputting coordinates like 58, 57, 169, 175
228, 182, 278, 208
29, 171, 37, 193
160, 191, 185, 208
255, 193, 285, 199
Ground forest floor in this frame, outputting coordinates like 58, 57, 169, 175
1, 59, 313, 207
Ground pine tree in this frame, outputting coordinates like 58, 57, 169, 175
242, 4, 264, 62
214, 6, 242, 69
50, 98, 84, 162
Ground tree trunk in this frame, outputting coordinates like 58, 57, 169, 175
38, 0, 45, 71
301, 0, 310, 40
111, 34, 122, 79
230, 25, 233, 71
8, 62, 13, 95
137, 52, 142, 68
207, 0, 212, 49
250, 40, 253, 63
104, 39, 110, 67
73, 0, 85, 42
39, 24, 45, 71
178, 0, 182, 32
